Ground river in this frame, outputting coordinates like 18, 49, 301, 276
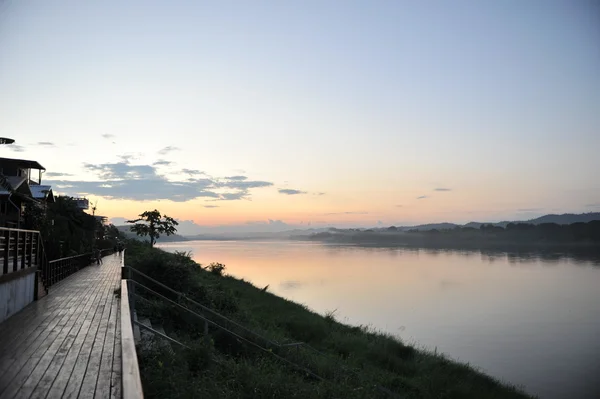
157, 240, 600, 399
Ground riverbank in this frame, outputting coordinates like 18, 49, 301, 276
125, 239, 533, 398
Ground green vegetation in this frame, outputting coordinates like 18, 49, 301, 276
127, 209, 179, 247
124, 239, 532, 399
22, 195, 117, 259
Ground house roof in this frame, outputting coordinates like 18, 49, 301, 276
0, 157, 45, 171
31, 185, 54, 201
0, 176, 30, 196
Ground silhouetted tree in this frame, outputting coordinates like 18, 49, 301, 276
127, 209, 178, 247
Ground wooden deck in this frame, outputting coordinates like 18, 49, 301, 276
0, 254, 123, 399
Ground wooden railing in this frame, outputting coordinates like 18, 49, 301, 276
0, 225, 115, 289
120, 251, 145, 399
0, 227, 42, 277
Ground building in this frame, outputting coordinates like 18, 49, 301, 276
71, 197, 90, 210
0, 157, 54, 228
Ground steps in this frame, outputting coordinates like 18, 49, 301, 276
153, 324, 175, 355
133, 311, 141, 341
134, 315, 174, 355
138, 317, 154, 351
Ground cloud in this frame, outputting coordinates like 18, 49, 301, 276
117, 153, 140, 163
102, 134, 115, 139
315, 192, 326, 196
434, 188, 451, 192
46, 161, 271, 202
219, 191, 249, 201
84, 162, 155, 180
37, 141, 55, 146
324, 211, 368, 215
517, 208, 544, 212
153, 160, 172, 166
586, 203, 600, 208
221, 180, 273, 190
278, 188, 307, 195
181, 168, 205, 176
45, 172, 73, 177
7, 144, 25, 152
396, 205, 403, 208
157, 146, 180, 155
203, 205, 219, 208
225, 175, 247, 181
417, 195, 428, 199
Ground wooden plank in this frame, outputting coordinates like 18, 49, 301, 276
47, 256, 121, 399
121, 280, 144, 399
0, 287, 78, 381
0, 226, 42, 234
96, 275, 119, 398
0, 255, 123, 398
0, 282, 84, 394
60, 287, 110, 398
4, 270, 108, 399
0, 278, 74, 349
111, 302, 122, 399
28, 265, 113, 399
78, 284, 115, 398
18, 265, 111, 398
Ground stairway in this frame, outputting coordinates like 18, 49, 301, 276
134, 311, 174, 355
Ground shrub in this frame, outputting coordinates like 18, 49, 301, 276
207, 262, 226, 276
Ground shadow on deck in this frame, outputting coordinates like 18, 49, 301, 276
0, 254, 123, 399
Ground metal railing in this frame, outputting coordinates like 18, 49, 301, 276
41, 248, 114, 288
0, 226, 116, 297
123, 265, 403, 398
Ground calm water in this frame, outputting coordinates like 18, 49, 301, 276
158, 240, 600, 399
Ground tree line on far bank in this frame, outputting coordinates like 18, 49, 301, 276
309, 220, 600, 245
412, 221, 600, 242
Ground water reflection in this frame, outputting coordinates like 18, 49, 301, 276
159, 240, 600, 399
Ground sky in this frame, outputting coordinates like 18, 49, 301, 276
0, 0, 599, 231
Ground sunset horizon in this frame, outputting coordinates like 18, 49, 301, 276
1, 1, 598, 229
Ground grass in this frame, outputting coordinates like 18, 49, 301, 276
124, 239, 534, 399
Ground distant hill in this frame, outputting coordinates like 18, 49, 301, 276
459, 213, 600, 230
401, 223, 459, 231
524, 213, 600, 225
115, 225, 189, 243
110, 213, 600, 241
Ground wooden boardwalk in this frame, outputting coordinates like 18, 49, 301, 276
0, 254, 123, 399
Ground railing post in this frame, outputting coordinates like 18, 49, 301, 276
27, 232, 33, 268
3, 229, 9, 275
21, 230, 27, 270
13, 230, 18, 272
34, 268, 39, 301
